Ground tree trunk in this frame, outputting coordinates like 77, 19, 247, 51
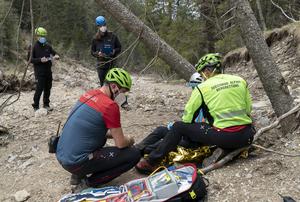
256, 0, 267, 30
232, 0, 298, 133
202, 0, 215, 52
95, 0, 195, 81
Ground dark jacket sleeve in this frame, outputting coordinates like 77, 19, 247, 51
49, 45, 57, 56
29, 43, 42, 64
91, 39, 99, 58
113, 35, 121, 56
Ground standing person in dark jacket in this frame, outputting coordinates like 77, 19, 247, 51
91, 16, 121, 86
29, 27, 60, 111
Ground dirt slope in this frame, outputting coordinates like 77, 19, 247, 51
0, 23, 300, 201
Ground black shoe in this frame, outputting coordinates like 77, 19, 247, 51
71, 178, 89, 193
32, 104, 39, 111
202, 148, 228, 167
135, 158, 158, 175
70, 174, 84, 186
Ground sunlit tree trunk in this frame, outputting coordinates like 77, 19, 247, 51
232, 0, 299, 133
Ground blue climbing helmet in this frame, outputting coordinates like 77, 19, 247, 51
96, 16, 106, 26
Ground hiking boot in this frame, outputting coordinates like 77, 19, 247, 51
135, 158, 157, 175
44, 105, 53, 111
71, 179, 89, 193
32, 104, 39, 111
70, 174, 84, 186
202, 148, 228, 167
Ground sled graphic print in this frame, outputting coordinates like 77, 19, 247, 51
59, 164, 206, 202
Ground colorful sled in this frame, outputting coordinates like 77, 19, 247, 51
59, 164, 202, 202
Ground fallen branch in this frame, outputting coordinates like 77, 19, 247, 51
252, 143, 300, 157
200, 103, 300, 174
201, 147, 247, 174
253, 103, 300, 142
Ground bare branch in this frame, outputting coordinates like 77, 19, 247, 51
270, 0, 298, 22
0, 0, 34, 113
14, 0, 26, 75
215, 24, 236, 37
252, 144, 300, 157
224, 16, 235, 24
0, 0, 15, 30
253, 103, 300, 142
220, 6, 235, 19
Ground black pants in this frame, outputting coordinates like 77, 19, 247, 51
96, 62, 114, 86
135, 126, 201, 155
33, 74, 52, 108
148, 122, 255, 165
62, 147, 141, 187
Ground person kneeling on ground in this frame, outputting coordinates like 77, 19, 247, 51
135, 53, 255, 174
56, 68, 141, 187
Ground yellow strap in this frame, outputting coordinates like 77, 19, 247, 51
189, 190, 197, 199
197, 169, 205, 175
149, 166, 167, 176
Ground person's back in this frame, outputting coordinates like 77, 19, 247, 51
55, 68, 140, 187
56, 89, 119, 166
196, 74, 252, 128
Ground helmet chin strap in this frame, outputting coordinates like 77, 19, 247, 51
108, 84, 114, 100
201, 67, 218, 80
200, 72, 208, 80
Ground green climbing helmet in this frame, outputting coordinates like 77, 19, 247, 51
105, 68, 132, 90
195, 53, 222, 72
35, 27, 47, 37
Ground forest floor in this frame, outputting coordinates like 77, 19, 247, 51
1, 29, 300, 202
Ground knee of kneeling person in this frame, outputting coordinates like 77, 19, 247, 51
172, 121, 185, 131
129, 147, 142, 162
155, 126, 168, 133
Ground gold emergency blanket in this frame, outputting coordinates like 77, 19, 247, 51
161, 146, 212, 165
145, 146, 249, 166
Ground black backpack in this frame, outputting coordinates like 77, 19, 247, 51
168, 172, 208, 202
